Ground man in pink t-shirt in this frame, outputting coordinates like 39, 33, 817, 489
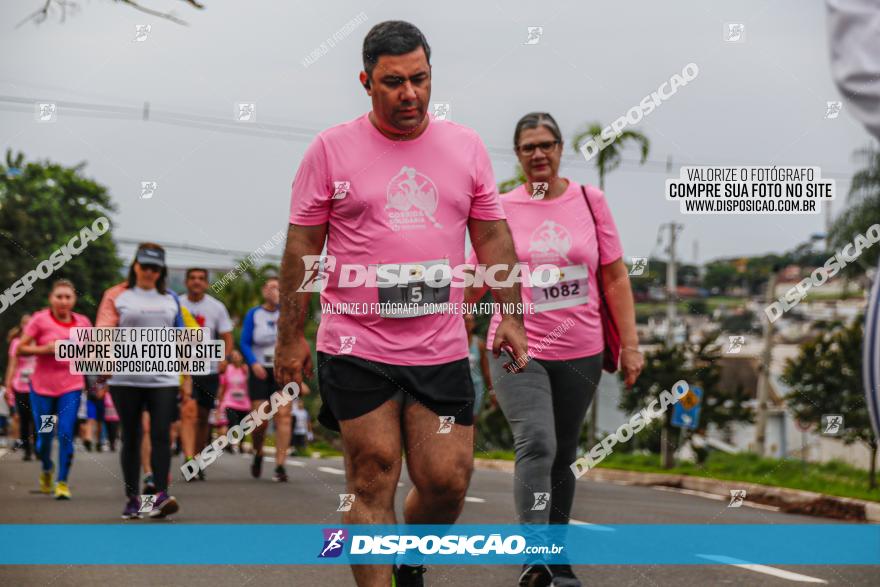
275, 20, 527, 587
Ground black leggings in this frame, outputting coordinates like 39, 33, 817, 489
14, 393, 34, 452
109, 386, 177, 497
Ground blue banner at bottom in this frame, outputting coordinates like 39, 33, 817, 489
1, 524, 878, 565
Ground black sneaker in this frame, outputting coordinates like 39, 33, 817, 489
197, 468, 206, 481
272, 465, 288, 482
83, 439, 93, 452
394, 564, 426, 586
549, 564, 581, 587
519, 563, 553, 587
251, 454, 262, 479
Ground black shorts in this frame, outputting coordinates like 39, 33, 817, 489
191, 374, 220, 410
292, 433, 307, 448
248, 366, 278, 402
316, 351, 475, 432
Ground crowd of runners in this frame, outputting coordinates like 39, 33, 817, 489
1, 19, 646, 587
1, 254, 315, 519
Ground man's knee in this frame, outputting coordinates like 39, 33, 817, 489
347, 450, 399, 504
411, 456, 473, 502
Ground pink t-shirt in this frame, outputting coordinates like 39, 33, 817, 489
23, 309, 92, 397
8, 337, 37, 393
476, 180, 623, 361
289, 113, 505, 365
220, 365, 250, 412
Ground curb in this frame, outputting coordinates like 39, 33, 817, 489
472, 458, 880, 523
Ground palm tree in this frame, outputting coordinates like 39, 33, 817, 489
572, 123, 650, 190
829, 145, 880, 274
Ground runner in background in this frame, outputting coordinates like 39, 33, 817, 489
102, 381, 119, 452
5, 314, 36, 460
291, 395, 312, 456
97, 243, 185, 519
141, 302, 198, 493
240, 276, 291, 481
17, 279, 92, 500
179, 267, 234, 480
82, 376, 105, 452
466, 112, 643, 587
217, 349, 250, 454
464, 313, 492, 419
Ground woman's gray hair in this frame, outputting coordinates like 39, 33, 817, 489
513, 112, 563, 148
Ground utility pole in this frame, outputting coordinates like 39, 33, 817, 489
753, 270, 778, 456
663, 222, 684, 346
660, 222, 683, 468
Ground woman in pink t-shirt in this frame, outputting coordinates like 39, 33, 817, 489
467, 112, 643, 586
217, 350, 250, 454
4, 313, 36, 460
18, 279, 92, 500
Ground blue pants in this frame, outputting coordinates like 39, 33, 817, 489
30, 390, 81, 482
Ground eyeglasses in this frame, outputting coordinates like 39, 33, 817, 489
139, 264, 161, 273
516, 140, 560, 156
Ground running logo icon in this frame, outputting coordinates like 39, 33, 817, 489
319, 528, 348, 558
524, 26, 543, 45
297, 254, 336, 292
528, 220, 572, 264
821, 414, 843, 436
134, 24, 151, 42
728, 489, 747, 507
332, 181, 350, 200
531, 492, 550, 511
385, 166, 442, 230
236, 103, 256, 122
338, 336, 356, 355
437, 416, 455, 434
39, 415, 57, 433
629, 257, 648, 276
432, 103, 450, 121
36, 103, 57, 122
140, 181, 158, 199
139, 494, 156, 513
727, 335, 745, 354
825, 101, 842, 120
530, 182, 549, 200
337, 494, 355, 512
725, 23, 745, 42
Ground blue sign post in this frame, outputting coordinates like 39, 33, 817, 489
671, 386, 703, 430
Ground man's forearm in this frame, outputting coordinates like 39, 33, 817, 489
277, 225, 323, 343
469, 219, 524, 320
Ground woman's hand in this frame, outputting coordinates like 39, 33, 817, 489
620, 347, 644, 388
252, 363, 268, 381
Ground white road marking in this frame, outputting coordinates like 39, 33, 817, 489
464, 496, 485, 503
697, 555, 827, 583
318, 466, 346, 475
285, 460, 305, 467
570, 518, 615, 532
651, 485, 781, 511
0, 449, 7, 460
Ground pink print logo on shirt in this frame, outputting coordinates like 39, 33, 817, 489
528, 220, 573, 264
385, 166, 442, 231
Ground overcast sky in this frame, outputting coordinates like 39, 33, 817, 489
1, 0, 875, 268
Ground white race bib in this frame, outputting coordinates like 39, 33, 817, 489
531, 264, 589, 313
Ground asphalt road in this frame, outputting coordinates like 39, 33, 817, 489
0, 445, 876, 586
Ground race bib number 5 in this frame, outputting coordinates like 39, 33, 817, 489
531, 264, 589, 313
376, 259, 452, 318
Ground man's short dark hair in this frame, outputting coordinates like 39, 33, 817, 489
186, 267, 209, 280
362, 21, 431, 81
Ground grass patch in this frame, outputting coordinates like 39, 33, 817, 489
594, 452, 880, 502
